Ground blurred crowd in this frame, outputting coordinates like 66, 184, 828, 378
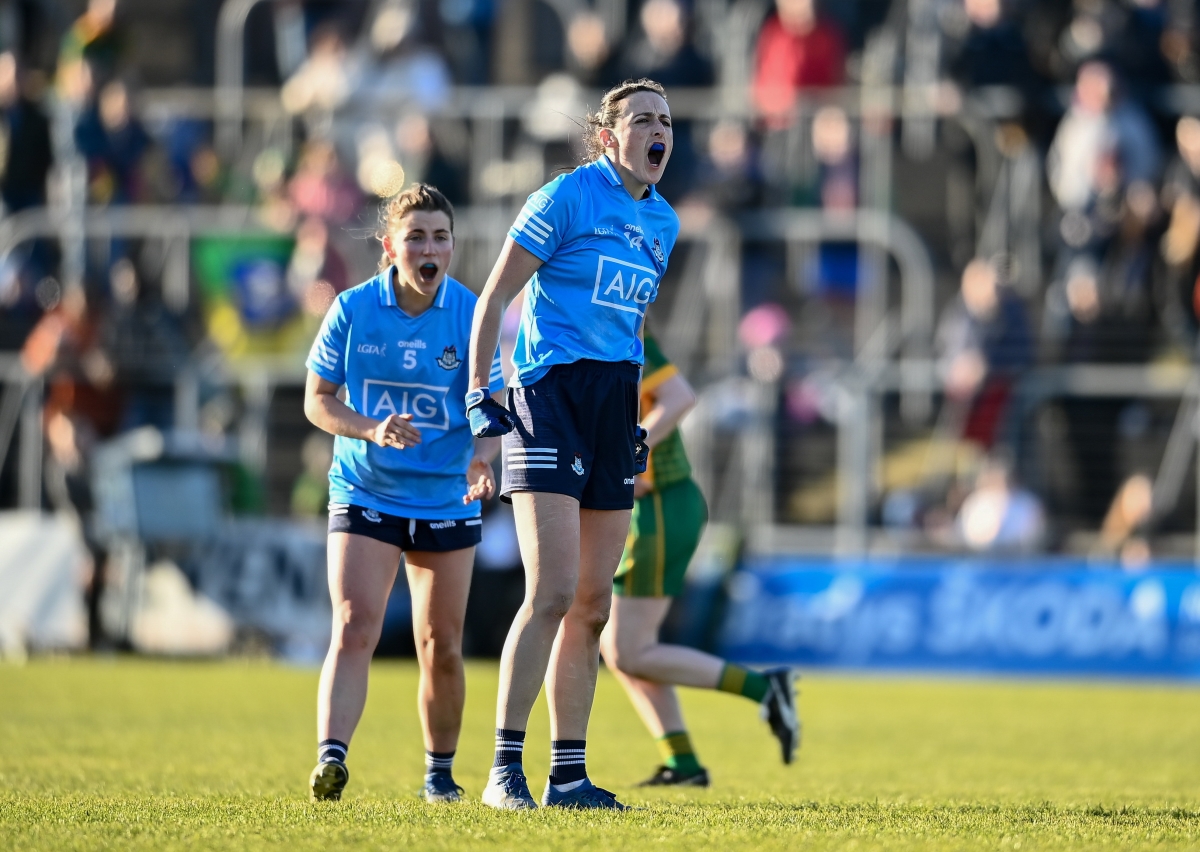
1, 0, 1200, 563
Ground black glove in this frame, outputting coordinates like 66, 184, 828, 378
634, 425, 649, 474
466, 388, 515, 438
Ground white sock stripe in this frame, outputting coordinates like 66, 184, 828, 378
508, 447, 557, 454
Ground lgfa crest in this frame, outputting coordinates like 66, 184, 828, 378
436, 345, 462, 370
651, 238, 665, 263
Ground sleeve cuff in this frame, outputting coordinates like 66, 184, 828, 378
306, 360, 344, 386
508, 230, 554, 262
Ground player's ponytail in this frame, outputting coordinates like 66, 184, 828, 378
582, 78, 668, 164
376, 183, 456, 272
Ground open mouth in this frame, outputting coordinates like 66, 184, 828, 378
648, 143, 665, 168
418, 262, 439, 282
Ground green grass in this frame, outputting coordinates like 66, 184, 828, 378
1, 659, 1199, 850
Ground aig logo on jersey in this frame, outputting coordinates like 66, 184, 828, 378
363, 379, 451, 430
591, 255, 659, 316
528, 191, 554, 214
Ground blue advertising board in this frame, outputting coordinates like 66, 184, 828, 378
718, 557, 1200, 678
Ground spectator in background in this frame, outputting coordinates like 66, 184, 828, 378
56, 0, 123, 107
617, 0, 714, 87
943, 0, 1039, 95
281, 23, 357, 115
565, 11, 620, 88
1095, 472, 1153, 566
99, 258, 192, 431
392, 113, 467, 206
0, 52, 52, 214
1047, 61, 1161, 222
695, 119, 762, 211
804, 106, 863, 297
1053, 256, 1154, 523
1157, 117, 1200, 342
73, 79, 151, 205
955, 452, 1045, 554
753, 0, 845, 127
358, 0, 453, 114
21, 284, 123, 648
288, 139, 362, 226
611, 0, 713, 200
287, 216, 350, 319
936, 258, 1033, 448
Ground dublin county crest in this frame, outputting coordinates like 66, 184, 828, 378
651, 237, 665, 263
436, 345, 462, 370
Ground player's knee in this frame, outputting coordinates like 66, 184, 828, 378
331, 601, 382, 654
570, 590, 611, 638
603, 633, 646, 675
529, 589, 575, 623
418, 628, 463, 674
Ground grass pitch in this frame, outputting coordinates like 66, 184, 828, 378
1, 659, 1198, 850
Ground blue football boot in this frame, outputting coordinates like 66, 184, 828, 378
420, 771, 465, 803
541, 778, 628, 810
481, 763, 538, 810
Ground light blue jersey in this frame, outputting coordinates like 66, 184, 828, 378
306, 269, 505, 520
507, 156, 680, 387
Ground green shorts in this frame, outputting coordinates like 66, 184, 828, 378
613, 478, 708, 598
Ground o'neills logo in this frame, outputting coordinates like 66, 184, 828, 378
429, 520, 457, 529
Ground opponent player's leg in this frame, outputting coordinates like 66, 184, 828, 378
539, 505, 631, 809
601, 596, 710, 786
406, 546, 473, 803
313, 531, 401, 800
483, 490, 580, 809
603, 479, 800, 765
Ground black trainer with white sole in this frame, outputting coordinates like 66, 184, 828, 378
637, 765, 711, 787
760, 668, 800, 764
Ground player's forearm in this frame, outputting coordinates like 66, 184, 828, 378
468, 288, 505, 391
305, 391, 376, 442
472, 435, 502, 465
640, 375, 696, 447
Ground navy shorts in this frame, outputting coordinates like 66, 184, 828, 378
501, 359, 639, 510
328, 503, 482, 552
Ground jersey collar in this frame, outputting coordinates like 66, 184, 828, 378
377, 266, 448, 309
594, 156, 661, 203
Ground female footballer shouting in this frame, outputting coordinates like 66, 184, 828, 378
466, 78, 679, 810
304, 184, 505, 804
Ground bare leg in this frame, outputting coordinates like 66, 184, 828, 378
600, 595, 725, 686
405, 548, 474, 753
317, 533, 402, 744
600, 595, 728, 740
608, 667, 686, 737
495, 492, 581, 731
545, 507, 631, 739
